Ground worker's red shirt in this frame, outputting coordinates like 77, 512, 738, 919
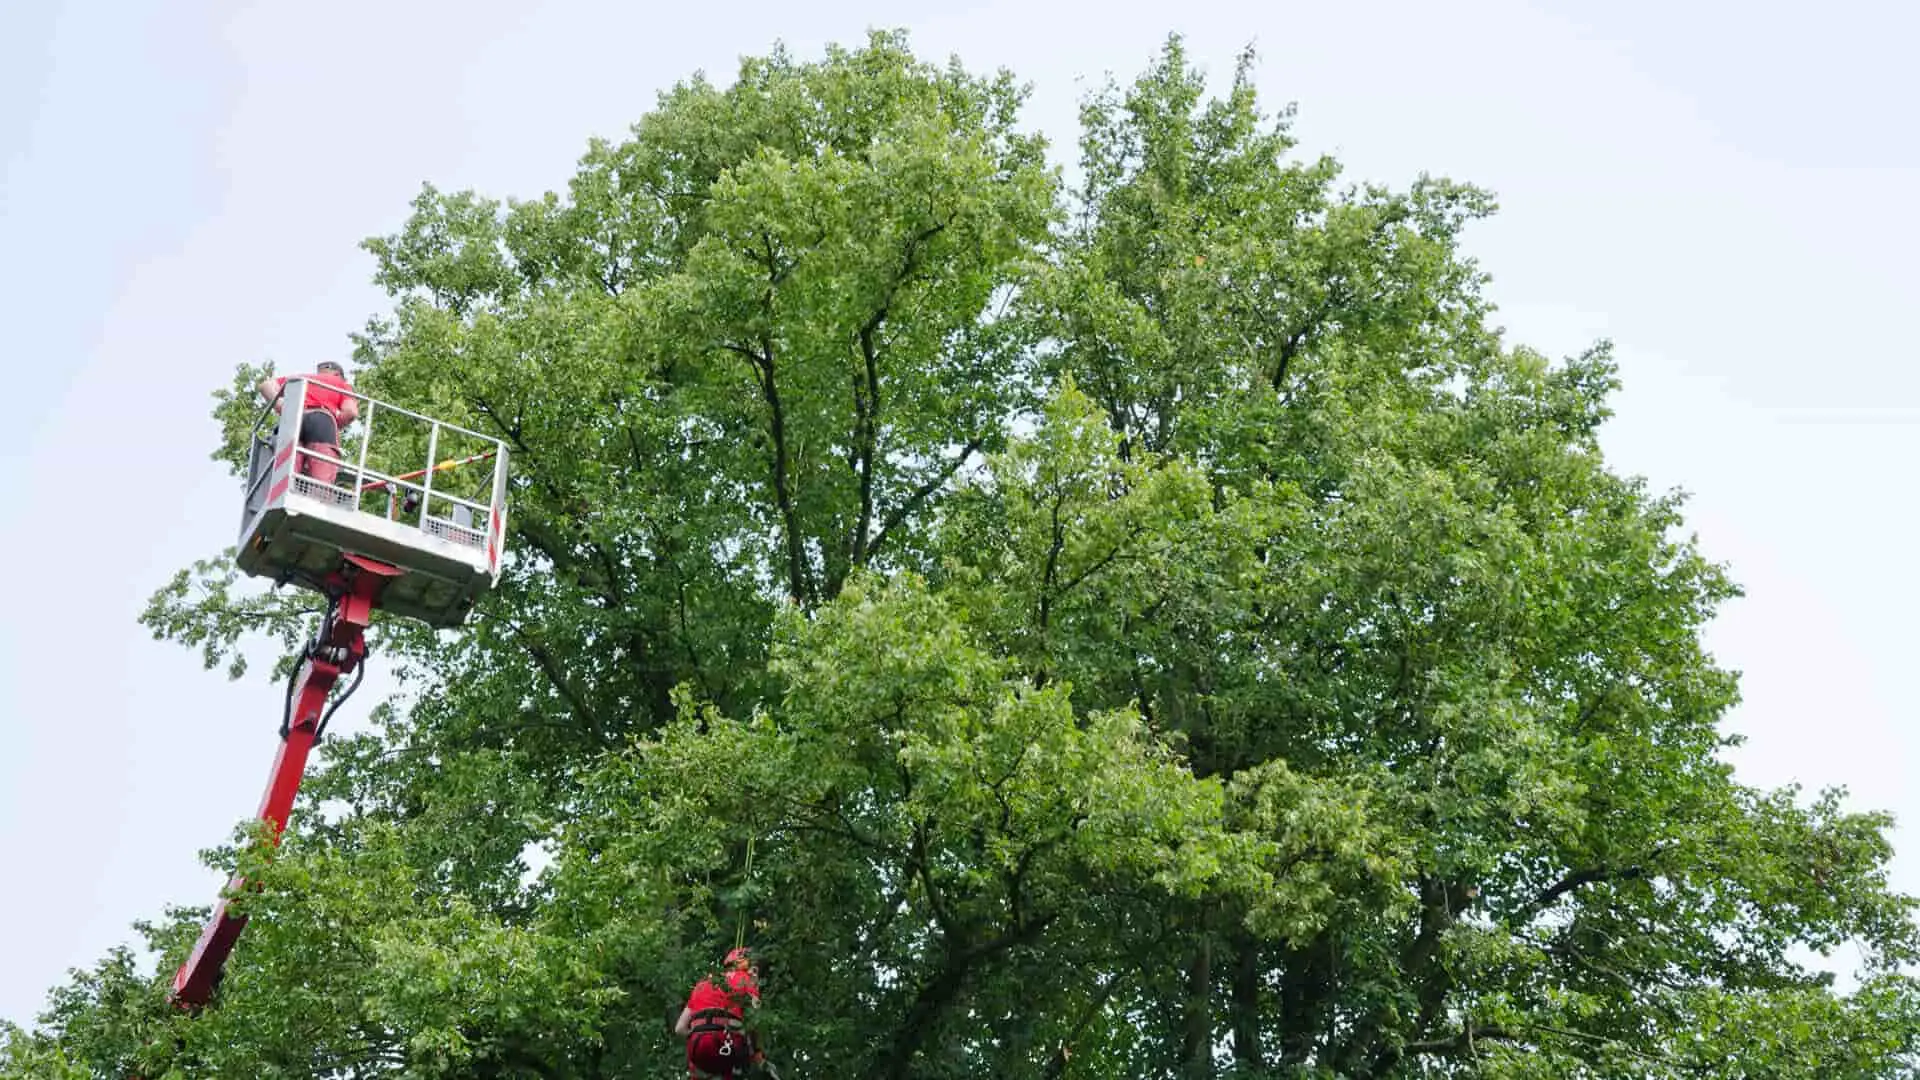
275, 371, 354, 420
685, 969, 759, 1020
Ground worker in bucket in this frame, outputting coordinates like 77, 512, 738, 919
257, 360, 358, 485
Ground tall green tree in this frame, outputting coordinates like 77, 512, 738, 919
14, 30, 1917, 1080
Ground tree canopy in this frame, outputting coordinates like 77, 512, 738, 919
9, 30, 1918, 1079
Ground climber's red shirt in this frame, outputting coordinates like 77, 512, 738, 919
685, 969, 760, 1020
274, 371, 354, 420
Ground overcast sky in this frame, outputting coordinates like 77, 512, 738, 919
4, 0, 1916, 1027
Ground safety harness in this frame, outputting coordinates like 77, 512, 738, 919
687, 1004, 753, 1078
688, 1006, 745, 1037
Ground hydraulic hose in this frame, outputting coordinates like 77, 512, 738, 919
313, 648, 369, 742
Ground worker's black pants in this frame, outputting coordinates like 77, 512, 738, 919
291, 409, 342, 485
298, 409, 338, 445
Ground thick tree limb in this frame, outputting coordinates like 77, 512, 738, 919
879, 916, 1056, 1080
1358, 876, 1475, 1075
841, 218, 951, 581
1180, 930, 1213, 1080
472, 610, 607, 738
1053, 521, 1148, 600
1517, 864, 1648, 926
849, 324, 881, 582
1042, 973, 1130, 1080
862, 436, 984, 563
1037, 490, 1068, 630
1230, 931, 1263, 1071
1405, 1024, 1517, 1055
722, 337, 814, 605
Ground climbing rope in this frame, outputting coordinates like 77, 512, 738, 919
733, 833, 757, 952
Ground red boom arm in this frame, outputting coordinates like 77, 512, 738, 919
170, 555, 400, 1009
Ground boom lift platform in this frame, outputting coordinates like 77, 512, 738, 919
170, 377, 510, 1008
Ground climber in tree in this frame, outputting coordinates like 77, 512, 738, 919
675, 947, 773, 1079
257, 360, 358, 485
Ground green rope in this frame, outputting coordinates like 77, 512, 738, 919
733, 833, 757, 952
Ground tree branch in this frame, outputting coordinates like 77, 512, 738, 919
880, 915, 1056, 1080
1038, 490, 1067, 631
1517, 864, 1647, 926
1053, 521, 1148, 600
471, 609, 606, 737
848, 322, 881, 584
844, 218, 950, 578
908, 815, 956, 939
1359, 875, 1475, 1075
1405, 1023, 1517, 1055
724, 336, 813, 605
862, 436, 984, 563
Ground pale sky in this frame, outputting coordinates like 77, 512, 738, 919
4, 0, 1916, 1027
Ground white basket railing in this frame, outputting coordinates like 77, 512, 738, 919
250, 377, 508, 557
